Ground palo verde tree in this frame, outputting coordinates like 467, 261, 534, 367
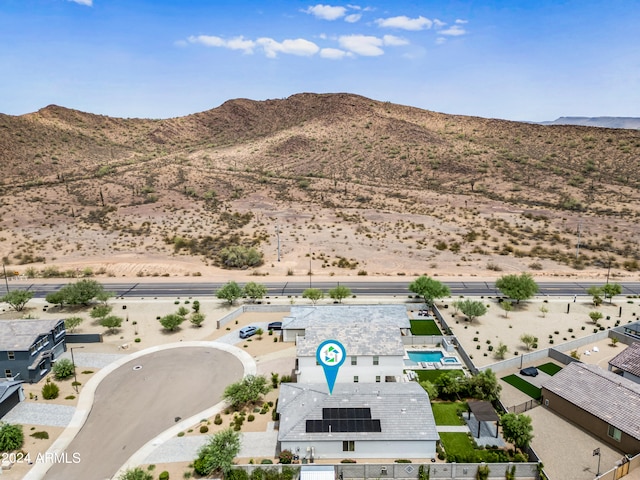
223, 375, 271, 410
408, 276, 450, 306
328, 285, 351, 303
495, 273, 538, 304
0, 290, 34, 312
243, 282, 267, 303
159, 313, 185, 331
193, 428, 241, 477
501, 413, 534, 451
602, 283, 622, 304
586, 286, 603, 306
302, 288, 324, 305
46, 279, 107, 307
458, 299, 487, 322
216, 281, 243, 305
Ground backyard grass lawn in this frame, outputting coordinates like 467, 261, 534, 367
431, 402, 466, 426
439, 432, 474, 456
501, 374, 541, 399
410, 319, 443, 335
537, 362, 562, 376
416, 369, 464, 383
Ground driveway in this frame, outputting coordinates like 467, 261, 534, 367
43, 346, 244, 480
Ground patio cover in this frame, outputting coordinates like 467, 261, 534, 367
467, 400, 500, 438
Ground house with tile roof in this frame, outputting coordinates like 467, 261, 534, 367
282, 305, 410, 384
277, 382, 438, 460
0, 319, 66, 383
541, 362, 640, 455
609, 342, 640, 384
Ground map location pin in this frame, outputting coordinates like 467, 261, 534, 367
316, 339, 346, 395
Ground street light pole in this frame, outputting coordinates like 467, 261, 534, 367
70, 346, 84, 393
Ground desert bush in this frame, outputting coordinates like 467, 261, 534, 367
42, 380, 59, 400
30, 431, 49, 440
53, 358, 75, 380
199, 425, 209, 434
0, 422, 24, 452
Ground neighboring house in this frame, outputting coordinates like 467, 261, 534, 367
541, 362, 640, 455
609, 342, 640, 384
0, 379, 25, 418
0, 319, 66, 383
277, 382, 439, 460
282, 305, 411, 384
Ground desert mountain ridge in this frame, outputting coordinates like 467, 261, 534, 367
0, 92, 639, 280
539, 116, 640, 130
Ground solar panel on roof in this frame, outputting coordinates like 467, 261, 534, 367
307, 408, 381, 432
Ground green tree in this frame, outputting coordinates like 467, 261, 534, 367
587, 286, 603, 306
64, 316, 84, 333
176, 306, 189, 317
193, 428, 241, 477
0, 290, 34, 311
190, 312, 206, 327
223, 375, 272, 409
328, 285, 351, 303
90, 304, 113, 321
520, 333, 536, 350
53, 358, 75, 380
495, 273, 538, 304
192, 300, 201, 313
500, 301, 512, 318
419, 380, 438, 399
469, 369, 501, 402
100, 315, 123, 334
302, 288, 324, 305
216, 281, 243, 305
501, 413, 534, 451
0, 422, 24, 452
244, 282, 267, 303
602, 283, 622, 304
408, 276, 450, 306
95, 290, 114, 305
45, 291, 66, 308
458, 299, 487, 322
118, 467, 154, 480
434, 370, 465, 400
159, 313, 185, 331
589, 311, 603, 324
60, 279, 106, 305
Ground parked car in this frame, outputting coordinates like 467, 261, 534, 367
239, 326, 258, 339
267, 321, 282, 331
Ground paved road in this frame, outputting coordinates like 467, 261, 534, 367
12, 280, 640, 298
43, 347, 244, 480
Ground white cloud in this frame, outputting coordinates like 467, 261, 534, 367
187, 35, 255, 54
436, 37, 446, 45
375, 15, 432, 31
382, 35, 409, 46
257, 37, 320, 58
455, 19, 468, 24
345, 13, 362, 23
339, 35, 384, 56
439, 25, 466, 36
304, 4, 346, 20
68, 0, 92, 5
433, 19, 446, 28
320, 48, 352, 59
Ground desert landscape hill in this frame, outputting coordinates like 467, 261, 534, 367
0, 92, 639, 280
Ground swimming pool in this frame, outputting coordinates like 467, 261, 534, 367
407, 351, 444, 363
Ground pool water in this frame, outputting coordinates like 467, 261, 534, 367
407, 351, 444, 363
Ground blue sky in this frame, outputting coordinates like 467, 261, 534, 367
1, 0, 638, 121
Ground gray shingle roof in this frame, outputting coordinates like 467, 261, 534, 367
296, 323, 404, 356
609, 342, 640, 377
282, 305, 411, 330
0, 319, 63, 351
277, 382, 439, 443
542, 362, 640, 440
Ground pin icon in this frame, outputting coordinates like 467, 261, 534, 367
316, 339, 346, 395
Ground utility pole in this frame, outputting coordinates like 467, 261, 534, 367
576, 221, 582, 259
309, 246, 312, 288
276, 225, 281, 262
2, 263, 8, 294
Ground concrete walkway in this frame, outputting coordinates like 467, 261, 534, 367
3, 402, 75, 428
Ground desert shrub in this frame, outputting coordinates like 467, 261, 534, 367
261, 459, 273, 464
247, 415, 255, 422
159, 471, 169, 480
341, 459, 356, 463
53, 358, 75, 380
279, 449, 294, 464
0, 423, 24, 451
200, 425, 209, 434
42, 380, 59, 400
214, 414, 223, 425
30, 431, 49, 440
